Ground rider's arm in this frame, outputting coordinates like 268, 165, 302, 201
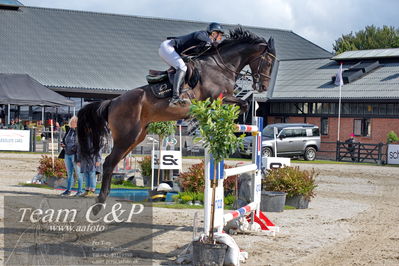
195, 31, 213, 45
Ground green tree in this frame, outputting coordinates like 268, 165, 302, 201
190, 97, 244, 240
333, 25, 399, 54
189, 98, 244, 163
147, 121, 176, 185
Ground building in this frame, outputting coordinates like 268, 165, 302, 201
1, 2, 398, 159
257, 49, 399, 158
0, 2, 330, 123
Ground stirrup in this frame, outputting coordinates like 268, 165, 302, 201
169, 97, 189, 106
169, 97, 180, 104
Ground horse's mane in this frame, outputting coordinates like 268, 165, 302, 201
222, 27, 266, 46
199, 27, 266, 57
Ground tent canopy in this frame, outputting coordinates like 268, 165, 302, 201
0, 73, 74, 106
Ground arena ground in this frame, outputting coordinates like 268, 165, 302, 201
0, 153, 398, 265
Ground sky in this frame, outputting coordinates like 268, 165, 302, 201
21, 0, 399, 52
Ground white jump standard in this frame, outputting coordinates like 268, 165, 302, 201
204, 117, 279, 236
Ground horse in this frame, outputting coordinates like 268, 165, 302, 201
77, 27, 276, 213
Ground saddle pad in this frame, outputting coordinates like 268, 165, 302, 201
149, 82, 173, 99
146, 74, 168, 84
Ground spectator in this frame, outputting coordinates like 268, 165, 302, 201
60, 116, 83, 196
346, 133, 356, 162
76, 136, 102, 197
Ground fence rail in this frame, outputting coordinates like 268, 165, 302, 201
336, 141, 385, 163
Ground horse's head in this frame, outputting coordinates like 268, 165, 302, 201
248, 37, 277, 92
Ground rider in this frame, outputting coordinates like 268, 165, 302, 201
159, 22, 225, 105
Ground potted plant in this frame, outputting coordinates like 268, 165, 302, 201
189, 97, 244, 265
263, 166, 318, 209
138, 156, 152, 186
37, 155, 67, 188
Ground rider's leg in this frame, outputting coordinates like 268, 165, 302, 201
170, 68, 186, 104
159, 40, 187, 104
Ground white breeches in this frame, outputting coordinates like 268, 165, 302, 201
158, 40, 187, 72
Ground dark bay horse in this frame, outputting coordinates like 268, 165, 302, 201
77, 28, 276, 213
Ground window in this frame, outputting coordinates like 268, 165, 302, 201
341, 103, 350, 115
321, 117, 328, 135
378, 104, 386, 115
387, 104, 394, 115
354, 119, 371, 137
281, 129, 294, 138
312, 127, 320, 136
292, 129, 306, 137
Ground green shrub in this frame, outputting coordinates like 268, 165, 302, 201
37, 155, 67, 178
387, 130, 399, 144
263, 166, 318, 200
172, 194, 180, 202
178, 161, 205, 193
138, 156, 152, 177
224, 194, 235, 206
176, 191, 205, 204
180, 192, 194, 203
197, 192, 204, 203
178, 160, 239, 193
111, 177, 124, 185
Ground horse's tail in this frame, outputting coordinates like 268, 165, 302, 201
77, 100, 111, 160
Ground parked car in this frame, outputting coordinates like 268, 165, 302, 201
239, 123, 321, 161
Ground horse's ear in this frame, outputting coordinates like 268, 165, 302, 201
268, 37, 276, 54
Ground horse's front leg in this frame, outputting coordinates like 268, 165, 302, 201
222, 95, 249, 114
92, 127, 148, 215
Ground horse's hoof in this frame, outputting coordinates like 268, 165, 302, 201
92, 204, 102, 216
91, 197, 103, 216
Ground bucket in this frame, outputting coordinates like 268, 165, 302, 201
192, 241, 227, 266
260, 191, 286, 212
285, 195, 310, 209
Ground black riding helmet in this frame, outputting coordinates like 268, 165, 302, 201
207, 22, 224, 34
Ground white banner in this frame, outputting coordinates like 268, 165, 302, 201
151, 150, 182, 170
387, 144, 399, 165
0, 129, 30, 151
262, 157, 291, 170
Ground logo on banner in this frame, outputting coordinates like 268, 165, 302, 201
152, 150, 182, 169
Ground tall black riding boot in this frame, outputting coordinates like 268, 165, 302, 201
170, 68, 186, 105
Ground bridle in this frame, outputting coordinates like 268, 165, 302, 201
213, 43, 276, 86
249, 46, 276, 83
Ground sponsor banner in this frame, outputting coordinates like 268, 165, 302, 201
4, 196, 153, 265
151, 150, 182, 170
262, 157, 291, 170
387, 144, 399, 165
0, 129, 30, 151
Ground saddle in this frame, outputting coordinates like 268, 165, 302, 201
146, 65, 200, 99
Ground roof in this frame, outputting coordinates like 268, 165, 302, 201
255, 58, 399, 102
0, 6, 331, 93
0, 0, 23, 7
332, 48, 399, 61
0, 74, 74, 106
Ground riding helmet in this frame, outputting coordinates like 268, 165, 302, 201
207, 22, 225, 34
